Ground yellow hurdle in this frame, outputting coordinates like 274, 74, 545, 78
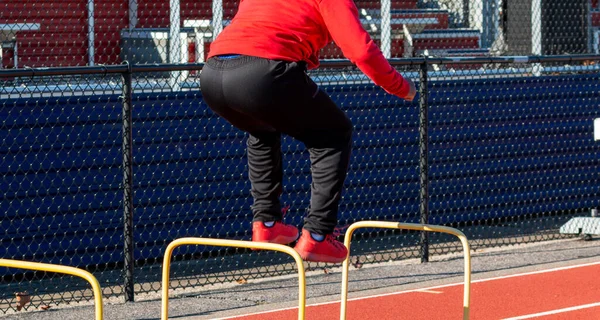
339, 221, 471, 320
0, 258, 104, 320
161, 237, 306, 320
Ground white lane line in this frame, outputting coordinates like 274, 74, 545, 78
215, 261, 600, 320
416, 289, 444, 294
502, 302, 600, 319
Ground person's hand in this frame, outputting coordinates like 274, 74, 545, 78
403, 78, 417, 102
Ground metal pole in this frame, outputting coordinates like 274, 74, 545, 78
169, 0, 182, 89
418, 60, 430, 263
169, 0, 181, 64
87, 0, 95, 66
212, 0, 223, 40
463, 0, 470, 28
381, 0, 392, 59
531, 0, 542, 75
129, 0, 138, 30
121, 61, 135, 302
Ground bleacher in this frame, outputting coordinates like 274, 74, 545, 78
95, 0, 129, 65
0, 0, 88, 68
4, 0, 600, 68
321, 0, 485, 59
1, 0, 483, 68
0, 0, 130, 68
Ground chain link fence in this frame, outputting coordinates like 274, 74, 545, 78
1, 0, 600, 68
1, 72, 126, 311
2, 0, 600, 314
1, 55, 600, 312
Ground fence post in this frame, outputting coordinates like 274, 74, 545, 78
463, 0, 470, 28
121, 61, 135, 302
418, 59, 430, 263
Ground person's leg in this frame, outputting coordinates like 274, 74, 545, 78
200, 57, 297, 244
247, 131, 284, 222
202, 56, 352, 261
281, 90, 352, 263
232, 64, 353, 236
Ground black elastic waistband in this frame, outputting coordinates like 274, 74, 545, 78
206, 55, 308, 72
206, 55, 263, 69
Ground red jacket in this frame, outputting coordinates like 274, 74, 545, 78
207, 0, 411, 98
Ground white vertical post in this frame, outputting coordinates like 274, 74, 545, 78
494, 0, 501, 44
14, 40, 18, 69
402, 25, 414, 58
531, 0, 542, 75
129, 0, 138, 29
381, 0, 391, 58
587, 0, 593, 53
469, 0, 483, 32
482, 0, 493, 48
170, 0, 182, 89
195, 32, 205, 62
88, 0, 95, 66
212, 0, 223, 41
169, 0, 181, 64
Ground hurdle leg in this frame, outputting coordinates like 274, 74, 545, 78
340, 221, 471, 320
161, 237, 306, 320
0, 258, 104, 320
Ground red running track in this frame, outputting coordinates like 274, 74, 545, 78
223, 262, 600, 320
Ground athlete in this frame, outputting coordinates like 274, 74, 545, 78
200, 0, 416, 263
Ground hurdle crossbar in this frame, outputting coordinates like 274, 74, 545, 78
161, 237, 306, 320
0, 258, 103, 320
340, 221, 471, 320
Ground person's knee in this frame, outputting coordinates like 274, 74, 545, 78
248, 131, 280, 147
342, 119, 354, 141
311, 121, 353, 149
336, 118, 354, 147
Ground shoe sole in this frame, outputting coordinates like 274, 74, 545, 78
251, 234, 300, 250
296, 251, 348, 263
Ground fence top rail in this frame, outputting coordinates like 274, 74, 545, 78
1, 55, 599, 77
347, 54, 600, 67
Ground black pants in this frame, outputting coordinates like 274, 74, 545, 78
200, 55, 353, 235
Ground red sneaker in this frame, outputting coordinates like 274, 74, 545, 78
252, 221, 299, 245
294, 229, 349, 263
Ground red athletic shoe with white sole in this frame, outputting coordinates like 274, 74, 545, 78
252, 221, 299, 245
294, 229, 349, 263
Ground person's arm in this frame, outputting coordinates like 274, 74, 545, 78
318, 0, 415, 100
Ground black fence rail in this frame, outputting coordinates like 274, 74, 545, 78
1, 54, 600, 312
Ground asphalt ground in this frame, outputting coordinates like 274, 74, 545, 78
1, 236, 599, 320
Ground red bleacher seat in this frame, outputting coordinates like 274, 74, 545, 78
17, 55, 87, 67
94, 0, 128, 65
1, 43, 15, 69
137, 0, 239, 28
412, 30, 480, 51
390, 10, 449, 30
1, 0, 87, 67
592, 10, 600, 27
319, 39, 409, 60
